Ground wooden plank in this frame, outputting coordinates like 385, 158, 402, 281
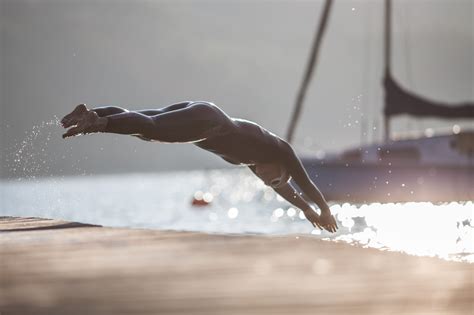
1, 217, 472, 315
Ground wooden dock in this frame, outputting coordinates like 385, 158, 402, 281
1, 217, 472, 314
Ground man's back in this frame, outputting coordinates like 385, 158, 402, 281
195, 118, 287, 165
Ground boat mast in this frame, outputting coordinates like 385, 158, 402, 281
286, 0, 333, 143
384, 0, 392, 142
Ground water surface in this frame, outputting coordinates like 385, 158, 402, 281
2, 169, 472, 263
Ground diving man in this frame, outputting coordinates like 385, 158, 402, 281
61, 102, 338, 232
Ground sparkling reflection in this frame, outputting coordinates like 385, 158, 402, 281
331, 201, 473, 262
2, 168, 472, 263
227, 207, 239, 219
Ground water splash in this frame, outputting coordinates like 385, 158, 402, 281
5, 117, 59, 180
4, 116, 88, 179
1, 117, 91, 217
340, 94, 364, 129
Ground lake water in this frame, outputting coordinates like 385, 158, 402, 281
1, 169, 472, 263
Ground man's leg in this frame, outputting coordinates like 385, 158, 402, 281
62, 102, 229, 142
62, 101, 193, 128
136, 101, 192, 116
104, 102, 227, 142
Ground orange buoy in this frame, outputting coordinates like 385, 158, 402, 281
191, 191, 213, 207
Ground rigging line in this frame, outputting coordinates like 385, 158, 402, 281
384, 0, 391, 75
397, 1, 414, 89
398, 2, 417, 134
361, 2, 373, 146
383, 0, 392, 142
395, 0, 413, 135
285, 0, 333, 144
371, 1, 382, 144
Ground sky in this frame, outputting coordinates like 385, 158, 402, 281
1, 0, 473, 178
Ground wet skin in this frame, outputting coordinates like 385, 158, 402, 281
61, 102, 338, 232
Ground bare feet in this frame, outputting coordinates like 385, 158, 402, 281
62, 110, 107, 139
61, 104, 88, 128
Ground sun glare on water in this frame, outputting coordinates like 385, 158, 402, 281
330, 202, 473, 262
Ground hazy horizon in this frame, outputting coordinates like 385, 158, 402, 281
1, 0, 473, 178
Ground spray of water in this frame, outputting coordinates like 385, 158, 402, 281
1, 116, 91, 217
3, 116, 89, 180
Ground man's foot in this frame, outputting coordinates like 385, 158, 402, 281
61, 104, 88, 128
62, 111, 107, 139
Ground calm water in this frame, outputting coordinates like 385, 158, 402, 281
1, 169, 472, 263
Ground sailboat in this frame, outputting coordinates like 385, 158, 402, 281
301, 130, 473, 203
291, 0, 474, 203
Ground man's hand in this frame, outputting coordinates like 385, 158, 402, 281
61, 105, 107, 139
303, 208, 338, 233
61, 104, 88, 128
264, 175, 338, 233
303, 208, 324, 231
319, 210, 338, 233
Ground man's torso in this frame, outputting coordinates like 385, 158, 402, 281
195, 118, 286, 165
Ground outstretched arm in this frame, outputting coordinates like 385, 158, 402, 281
248, 165, 324, 230
280, 143, 338, 232
272, 182, 324, 230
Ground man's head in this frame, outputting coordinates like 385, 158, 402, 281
254, 163, 290, 188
